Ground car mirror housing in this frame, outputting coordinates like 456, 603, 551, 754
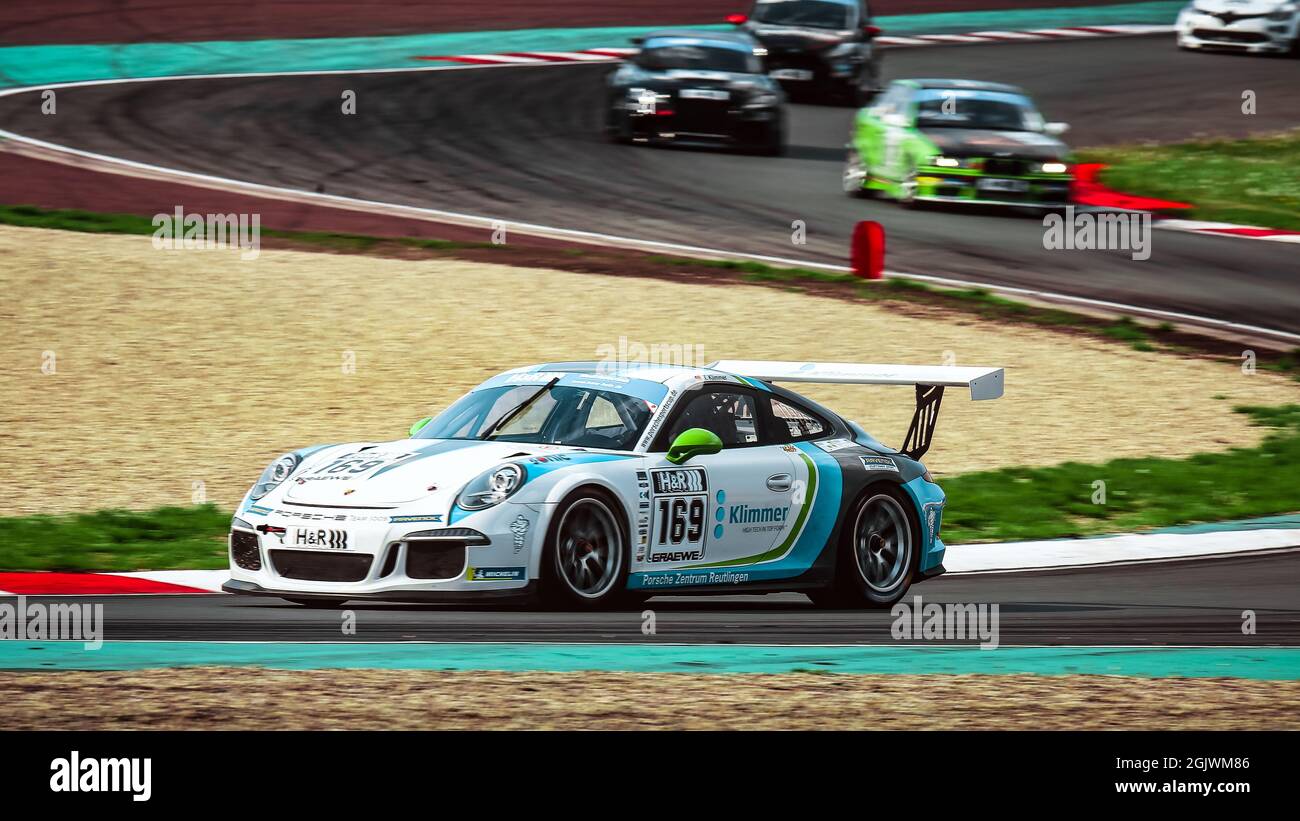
408, 416, 432, 438
666, 428, 724, 464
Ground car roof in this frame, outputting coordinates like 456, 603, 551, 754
901, 78, 1027, 95
511, 361, 738, 385
640, 29, 762, 52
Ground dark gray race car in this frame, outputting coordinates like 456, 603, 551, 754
605, 30, 786, 155
730, 0, 883, 105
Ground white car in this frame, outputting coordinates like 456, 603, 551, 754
224, 360, 1003, 609
1177, 1, 1300, 54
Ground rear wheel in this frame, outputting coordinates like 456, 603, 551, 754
543, 490, 630, 609
813, 484, 920, 608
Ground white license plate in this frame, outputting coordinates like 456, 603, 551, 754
771, 69, 813, 81
978, 178, 1029, 193
290, 527, 351, 549
680, 88, 730, 100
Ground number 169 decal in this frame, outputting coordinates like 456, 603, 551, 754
648, 467, 708, 562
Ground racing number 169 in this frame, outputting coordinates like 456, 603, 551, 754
656, 497, 704, 545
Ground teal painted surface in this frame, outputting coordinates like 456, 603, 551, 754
0, 3, 1184, 90
2, 641, 1297, 679
1149, 514, 1300, 535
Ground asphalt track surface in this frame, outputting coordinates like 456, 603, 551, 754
12, 551, 1299, 645
2, 35, 1299, 331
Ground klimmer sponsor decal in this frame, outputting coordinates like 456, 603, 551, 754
729, 504, 789, 525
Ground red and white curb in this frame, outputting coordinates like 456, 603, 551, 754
0, 570, 226, 595
412, 24, 1174, 64
1156, 219, 1300, 244
2, 526, 1297, 594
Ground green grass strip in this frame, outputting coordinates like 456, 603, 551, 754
1078, 131, 1300, 232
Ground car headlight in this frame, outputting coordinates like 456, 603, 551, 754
828, 42, 860, 58
1268, 3, 1297, 20
931, 156, 962, 168
250, 453, 301, 500
456, 463, 525, 511
1039, 161, 1069, 174
745, 92, 780, 108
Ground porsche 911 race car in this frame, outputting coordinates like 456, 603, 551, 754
1177, 1, 1300, 55
605, 29, 786, 154
729, 0, 883, 105
224, 360, 1003, 609
843, 79, 1074, 208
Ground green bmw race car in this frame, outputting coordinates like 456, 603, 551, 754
843, 79, 1074, 208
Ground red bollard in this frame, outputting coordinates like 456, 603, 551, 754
850, 220, 885, 280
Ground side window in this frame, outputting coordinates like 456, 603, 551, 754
769, 397, 827, 442
874, 84, 909, 118
664, 390, 765, 448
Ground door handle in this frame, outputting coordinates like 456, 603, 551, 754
766, 473, 793, 492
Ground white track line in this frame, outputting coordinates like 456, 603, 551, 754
1, 28, 1296, 348
945, 530, 1300, 574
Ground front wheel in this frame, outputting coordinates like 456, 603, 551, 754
542, 491, 630, 608
842, 148, 871, 198
898, 164, 920, 208
815, 485, 920, 608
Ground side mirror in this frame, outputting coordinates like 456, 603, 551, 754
1044, 122, 1069, 136
408, 416, 432, 438
666, 428, 724, 464
726, 13, 748, 25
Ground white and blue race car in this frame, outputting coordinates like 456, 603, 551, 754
225, 360, 1003, 608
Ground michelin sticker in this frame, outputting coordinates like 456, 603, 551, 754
467, 567, 527, 581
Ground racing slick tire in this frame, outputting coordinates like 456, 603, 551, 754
541, 488, 633, 609
745, 120, 785, 156
811, 483, 921, 609
842, 148, 872, 198
282, 597, 348, 608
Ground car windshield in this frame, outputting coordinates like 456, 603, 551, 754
638, 42, 759, 73
416, 384, 655, 451
753, 0, 853, 29
913, 89, 1045, 132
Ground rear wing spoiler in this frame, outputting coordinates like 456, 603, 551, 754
708, 360, 1004, 460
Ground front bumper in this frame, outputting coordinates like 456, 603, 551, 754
911, 167, 1073, 207
625, 101, 779, 146
227, 502, 540, 599
1177, 11, 1298, 52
